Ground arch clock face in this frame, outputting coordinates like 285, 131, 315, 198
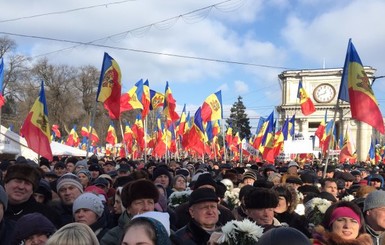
313, 83, 336, 103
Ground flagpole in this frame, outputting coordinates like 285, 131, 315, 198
323, 100, 340, 178
144, 117, 148, 163
86, 99, 98, 160
222, 119, 226, 162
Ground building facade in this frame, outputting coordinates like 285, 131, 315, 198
276, 67, 379, 161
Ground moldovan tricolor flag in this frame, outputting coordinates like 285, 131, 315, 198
20, 81, 53, 160
96, 52, 122, 119
106, 122, 118, 145
0, 58, 5, 108
201, 90, 223, 122
338, 39, 384, 134
297, 80, 316, 116
163, 81, 179, 124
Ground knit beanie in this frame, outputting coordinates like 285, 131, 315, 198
242, 170, 257, 181
12, 212, 56, 245
56, 173, 84, 193
75, 159, 88, 170
244, 187, 279, 209
77, 169, 92, 181
4, 164, 41, 191
0, 185, 7, 211
35, 179, 52, 202
121, 179, 159, 208
364, 190, 385, 212
73, 192, 104, 217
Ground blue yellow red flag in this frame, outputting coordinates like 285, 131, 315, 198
338, 39, 384, 134
0, 58, 5, 107
142, 79, 151, 118
20, 81, 53, 160
120, 79, 144, 112
150, 89, 164, 110
201, 90, 223, 122
106, 122, 118, 145
163, 81, 179, 124
66, 125, 80, 147
297, 80, 316, 116
96, 53, 122, 119
51, 124, 61, 138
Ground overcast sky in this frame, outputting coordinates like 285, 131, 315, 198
2, 0, 385, 130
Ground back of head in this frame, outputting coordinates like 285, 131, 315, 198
46, 223, 99, 245
257, 227, 311, 245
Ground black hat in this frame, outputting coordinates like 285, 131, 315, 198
118, 164, 130, 172
194, 173, 217, 190
88, 163, 102, 172
189, 188, 218, 207
175, 168, 190, 177
257, 227, 311, 245
35, 179, 52, 202
297, 185, 320, 195
104, 160, 116, 166
350, 170, 361, 176
152, 165, 172, 181
300, 173, 316, 184
93, 177, 109, 188
253, 179, 274, 189
54, 161, 66, 169
244, 188, 279, 209
340, 172, 355, 182
286, 177, 303, 185
121, 179, 159, 208
319, 191, 337, 202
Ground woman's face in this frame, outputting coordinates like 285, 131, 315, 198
122, 225, 155, 245
174, 176, 186, 190
114, 195, 125, 214
274, 196, 288, 214
331, 216, 360, 240
77, 173, 89, 186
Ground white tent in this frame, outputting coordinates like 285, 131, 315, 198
0, 125, 88, 159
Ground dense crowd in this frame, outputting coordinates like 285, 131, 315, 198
0, 155, 385, 245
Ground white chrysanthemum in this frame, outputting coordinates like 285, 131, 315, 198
235, 219, 264, 240
341, 195, 354, 202
218, 221, 236, 243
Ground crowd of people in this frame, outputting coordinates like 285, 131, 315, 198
0, 155, 385, 245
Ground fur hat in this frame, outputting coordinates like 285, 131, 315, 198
189, 187, 218, 207
121, 179, 159, 208
152, 165, 172, 182
56, 173, 84, 193
244, 187, 279, 209
194, 172, 217, 190
73, 192, 104, 217
0, 185, 8, 211
4, 164, 41, 191
12, 212, 56, 245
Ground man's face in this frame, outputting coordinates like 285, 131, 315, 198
325, 171, 334, 178
366, 207, 385, 231
189, 201, 219, 230
54, 167, 66, 177
66, 163, 75, 173
127, 198, 155, 215
58, 184, 82, 205
322, 180, 338, 198
154, 174, 169, 188
287, 166, 298, 175
5, 179, 33, 204
103, 164, 115, 173
246, 208, 275, 226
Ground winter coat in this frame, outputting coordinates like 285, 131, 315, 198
0, 219, 15, 245
49, 200, 74, 227
175, 219, 219, 245
275, 211, 311, 237
100, 211, 132, 245
312, 225, 373, 245
5, 197, 61, 228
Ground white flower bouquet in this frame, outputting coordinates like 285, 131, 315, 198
341, 194, 354, 202
223, 190, 240, 210
304, 197, 332, 227
168, 190, 192, 208
217, 219, 264, 245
